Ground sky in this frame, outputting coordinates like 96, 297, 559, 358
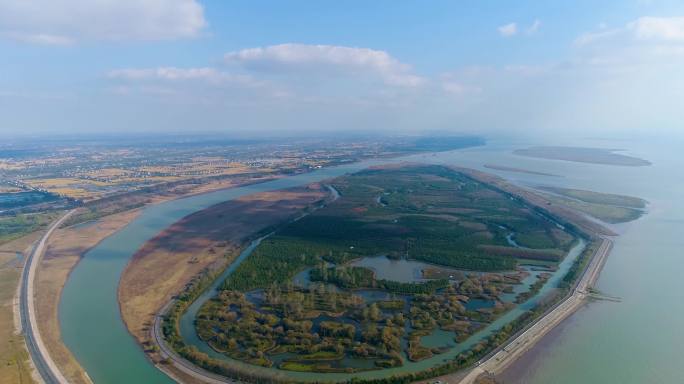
1, 0, 684, 140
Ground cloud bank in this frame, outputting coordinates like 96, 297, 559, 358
0, 0, 206, 44
224, 44, 425, 87
576, 16, 684, 45
498, 23, 518, 37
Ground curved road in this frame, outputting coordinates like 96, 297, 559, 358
20, 210, 75, 384
153, 301, 241, 384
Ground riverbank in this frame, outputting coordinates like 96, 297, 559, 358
118, 185, 329, 357
36, 208, 142, 383
27, 173, 309, 383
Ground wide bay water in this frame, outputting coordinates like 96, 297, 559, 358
425, 139, 682, 384
60, 138, 680, 383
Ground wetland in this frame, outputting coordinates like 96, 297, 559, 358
178, 165, 583, 380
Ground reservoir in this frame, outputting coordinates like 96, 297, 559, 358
60, 138, 677, 383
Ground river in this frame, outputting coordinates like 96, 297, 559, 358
60, 138, 680, 384
59, 160, 388, 384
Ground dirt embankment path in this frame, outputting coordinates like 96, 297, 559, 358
36, 209, 143, 384
118, 185, 328, 352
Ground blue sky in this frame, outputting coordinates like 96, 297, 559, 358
2, 0, 684, 139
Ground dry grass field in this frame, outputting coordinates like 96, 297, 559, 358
0, 232, 42, 384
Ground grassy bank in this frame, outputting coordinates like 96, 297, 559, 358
0, 234, 41, 384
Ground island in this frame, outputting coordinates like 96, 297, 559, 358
513, 146, 651, 166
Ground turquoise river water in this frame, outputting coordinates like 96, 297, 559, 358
60, 138, 681, 383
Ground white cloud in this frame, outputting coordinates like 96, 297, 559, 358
526, 19, 541, 35
0, 0, 206, 44
223, 44, 425, 87
107, 67, 256, 86
629, 16, 684, 41
498, 23, 518, 37
441, 81, 482, 95
574, 28, 621, 46
576, 16, 684, 46
2, 31, 74, 45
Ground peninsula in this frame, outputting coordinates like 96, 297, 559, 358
152, 164, 609, 383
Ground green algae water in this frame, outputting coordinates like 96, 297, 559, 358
60, 139, 679, 384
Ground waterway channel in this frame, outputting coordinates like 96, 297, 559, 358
60, 160, 387, 384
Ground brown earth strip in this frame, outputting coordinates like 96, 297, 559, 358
118, 184, 329, 355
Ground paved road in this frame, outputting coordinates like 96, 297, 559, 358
20, 211, 75, 384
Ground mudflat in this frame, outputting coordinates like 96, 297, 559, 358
483, 164, 560, 177
36, 208, 143, 384
513, 146, 651, 166
536, 186, 646, 224
118, 185, 328, 352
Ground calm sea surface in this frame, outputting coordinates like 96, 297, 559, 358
429, 140, 682, 384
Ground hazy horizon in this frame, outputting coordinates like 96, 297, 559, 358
2, 0, 684, 140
